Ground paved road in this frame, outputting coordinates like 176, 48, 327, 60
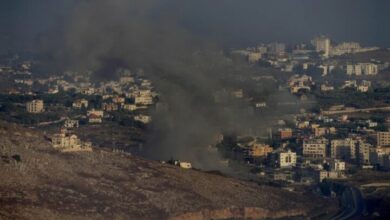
322, 106, 390, 115
331, 186, 365, 220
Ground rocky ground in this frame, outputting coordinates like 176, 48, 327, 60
0, 121, 337, 219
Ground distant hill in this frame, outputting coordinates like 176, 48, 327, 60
0, 121, 337, 219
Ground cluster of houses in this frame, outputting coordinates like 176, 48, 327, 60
1, 67, 158, 153
19, 69, 156, 126
231, 36, 389, 77
321, 79, 372, 93
217, 107, 390, 184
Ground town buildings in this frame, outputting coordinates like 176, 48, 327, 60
346, 63, 378, 76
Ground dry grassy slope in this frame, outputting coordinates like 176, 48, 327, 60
0, 121, 336, 220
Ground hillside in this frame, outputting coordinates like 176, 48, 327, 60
0, 121, 337, 219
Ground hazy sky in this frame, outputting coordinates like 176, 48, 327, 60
1, 0, 390, 53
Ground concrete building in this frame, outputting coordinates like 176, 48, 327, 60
330, 159, 346, 171
248, 144, 273, 157
179, 162, 192, 169
102, 103, 119, 112
88, 114, 103, 123
357, 141, 371, 165
312, 36, 331, 58
331, 138, 357, 161
331, 42, 361, 56
361, 63, 379, 75
268, 42, 285, 55
377, 132, 390, 147
279, 128, 293, 139
134, 95, 153, 105
317, 170, 345, 182
87, 109, 104, 124
119, 76, 135, 84
72, 99, 88, 109
122, 104, 137, 111
112, 96, 125, 104
231, 89, 244, 98
52, 130, 92, 152
320, 84, 334, 92
357, 80, 371, 92
370, 147, 390, 169
26, 99, 44, 113
346, 63, 378, 76
255, 102, 267, 108
134, 115, 152, 124
303, 138, 328, 158
279, 150, 297, 168
247, 52, 262, 63
288, 74, 313, 94
64, 119, 79, 128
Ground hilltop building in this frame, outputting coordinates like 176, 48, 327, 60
52, 130, 92, 152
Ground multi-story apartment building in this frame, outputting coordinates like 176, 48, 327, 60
312, 36, 331, 58
377, 132, 390, 147
303, 138, 328, 158
331, 138, 357, 161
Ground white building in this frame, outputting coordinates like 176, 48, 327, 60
52, 130, 92, 152
64, 119, 79, 128
179, 162, 192, 169
330, 160, 345, 171
357, 80, 371, 92
279, 150, 297, 168
26, 100, 44, 113
134, 115, 152, 124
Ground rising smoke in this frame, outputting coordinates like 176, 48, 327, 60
40, 0, 299, 171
